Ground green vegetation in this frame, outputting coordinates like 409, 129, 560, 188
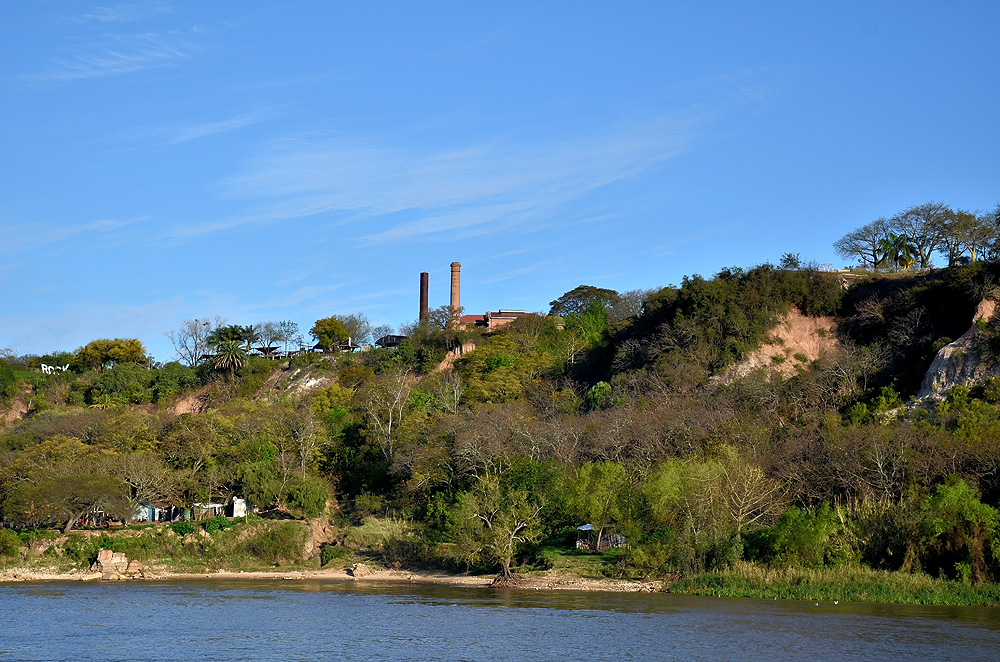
672, 563, 1000, 606
5, 254, 1000, 604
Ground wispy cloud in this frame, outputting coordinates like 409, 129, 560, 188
167, 109, 272, 144
74, 2, 173, 24
0, 217, 139, 254
171, 114, 703, 242
113, 108, 274, 148
30, 29, 198, 81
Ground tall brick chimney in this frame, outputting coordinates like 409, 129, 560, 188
419, 272, 429, 328
449, 261, 461, 326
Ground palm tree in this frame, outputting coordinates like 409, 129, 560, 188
878, 233, 917, 272
207, 324, 258, 351
212, 340, 248, 380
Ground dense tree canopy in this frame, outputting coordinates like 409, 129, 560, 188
549, 285, 621, 317
74, 338, 147, 371
310, 317, 350, 351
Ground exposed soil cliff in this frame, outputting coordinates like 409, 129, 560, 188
168, 385, 211, 415
722, 307, 840, 381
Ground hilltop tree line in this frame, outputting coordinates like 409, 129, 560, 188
835, 201, 1000, 271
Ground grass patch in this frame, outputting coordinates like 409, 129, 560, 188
533, 546, 620, 579
670, 562, 1000, 606
241, 522, 307, 565
346, 516, 418, 549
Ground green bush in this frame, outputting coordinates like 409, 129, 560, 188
88, 363, 155, 405
625, 542, 675, 577
746, 503, 856, 569
920, 478, 999, 584
202, 516, 232, 534
381, 536, 433, 569
0, 529, 21, 557
0, 364, 18, 401
62, 536, 100, 566
286, 477, 329, 518
243, 523, 306, 564
320, 543, 353, 567
94, 531, 165, 561
170, 521, 195, 536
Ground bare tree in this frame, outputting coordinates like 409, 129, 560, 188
427, 304, 462, 330
432, 370, 465, 415
338, 313, 373, 345
719, 449, 786, 533
275, 320, 301, 354
833, 218, 890, 270
165, 316, 225, 366
959, 211, 997, 263
371, 324, 395, 345
255, 321, 283, 349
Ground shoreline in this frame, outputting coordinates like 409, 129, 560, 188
4, 564, 999, 606
0, 565, 664, 593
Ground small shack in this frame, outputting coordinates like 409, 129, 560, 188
193, 502, 225, 520
375, 334, 407, 349
227, 497, 248, 518
253, 345, 281, 358
576, 523, 627, 552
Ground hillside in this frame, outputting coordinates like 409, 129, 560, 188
3, 262, 1000, 597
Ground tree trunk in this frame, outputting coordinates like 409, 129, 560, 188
63, 508, 87, 533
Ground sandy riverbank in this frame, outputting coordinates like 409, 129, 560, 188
0, 565, 664, 592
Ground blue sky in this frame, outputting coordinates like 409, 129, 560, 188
2, 2, 998, 362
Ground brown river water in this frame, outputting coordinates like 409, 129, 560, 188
1, 580, 997, 660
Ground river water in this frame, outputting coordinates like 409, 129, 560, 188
1, 580, 998, 661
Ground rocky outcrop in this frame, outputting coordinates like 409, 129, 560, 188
90, 549, 151, 579
92, 549, 129, 574
304, 516, 336, 558
918, 299, 999, 400
348, 562, 373, 578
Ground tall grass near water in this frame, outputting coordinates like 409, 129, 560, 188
671, 561, 1000, 605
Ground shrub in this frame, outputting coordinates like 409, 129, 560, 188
0, 529, 21, 557
62, 536, 100, 566
286, 477, 329, 518
920, 478, 999, 584
243, 523, 306, 564
202, 516, 232, 534
170, 521, 195, 536
93, 531, 165, 561
625, 542, 675, 577
381, 536, 433, 569
746, 503, 856, 569
0, 364, 18, 402
320, 543, 353, 567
